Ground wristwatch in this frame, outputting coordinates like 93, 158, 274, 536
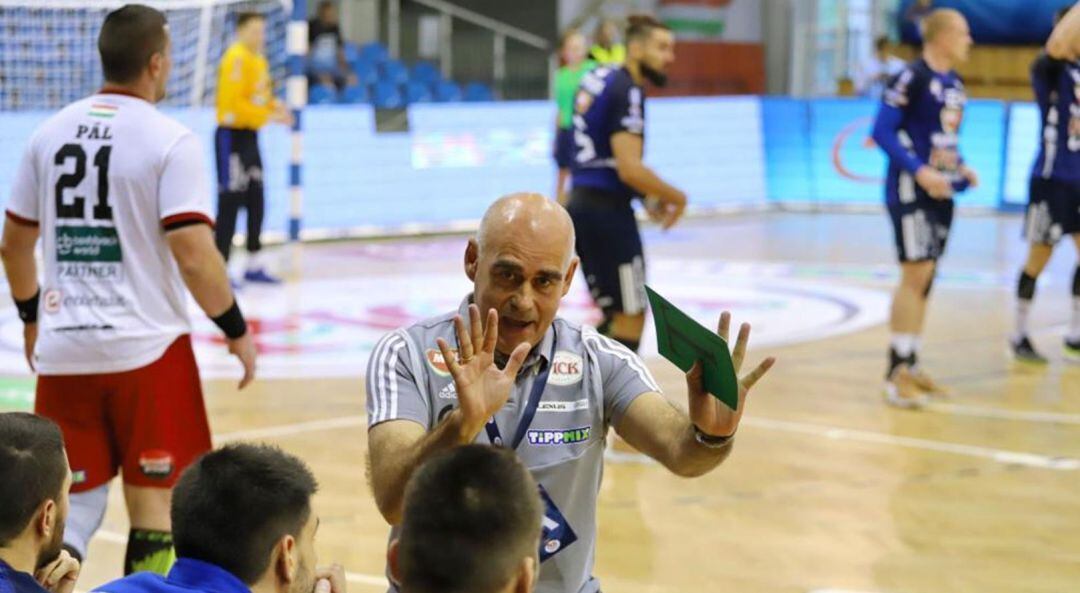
693, 425, 734, 449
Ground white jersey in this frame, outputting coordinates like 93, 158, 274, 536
5, 92, 213, 375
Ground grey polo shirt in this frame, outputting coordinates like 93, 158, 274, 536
366, 296, 662, 593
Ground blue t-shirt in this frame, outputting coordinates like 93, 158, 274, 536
570, 66, 645, 200
1030, 52, 1080, 183
0, 559, 49, 593
94, 559, 250, 593
871, 58, 969, 201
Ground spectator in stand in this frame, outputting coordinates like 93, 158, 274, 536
308, 1, 357, 91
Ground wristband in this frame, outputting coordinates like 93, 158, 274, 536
14, 288, 40, 324
693, 424, 734, 449
211, 300, 247, 339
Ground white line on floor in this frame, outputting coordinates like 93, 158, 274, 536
743, 416, 1079, 470
211, 413, 1078, 471
924, 402, 1080, 425
215, 416, 367, 443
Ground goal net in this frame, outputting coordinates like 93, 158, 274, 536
0, 0, 289, 110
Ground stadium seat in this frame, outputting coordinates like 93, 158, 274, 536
342, 42, 359, 65
410, 62, 440, 86
352, 59, 379, 86
379, 59, 409, 85
308, 84, 337, 105
372, 80, 404, 109
339, 83, 369, 104
433, 80, 462, 102
358, 42, 388, 66
404, 80, 433, 104
463, 82, 494, 102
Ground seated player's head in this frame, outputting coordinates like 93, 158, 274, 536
921, 8, 972, 64
466, 193, 577, 355
99, 4, 171, 102
171, 444, 319, 593
316, 1, 338, 25
236, 11, 268, 52
389, 445, 543, 593
0, 413, 71, 570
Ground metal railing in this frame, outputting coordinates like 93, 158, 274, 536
388, 0, 552, 98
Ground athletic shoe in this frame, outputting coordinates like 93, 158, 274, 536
884, 365, 927, 409
909, 366, 949, 397
243, 268, 282, 285
1010, 336, 1048, 365
1065, 338, 1080, 363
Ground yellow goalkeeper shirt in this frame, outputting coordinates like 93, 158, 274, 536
216, 42, 278, 129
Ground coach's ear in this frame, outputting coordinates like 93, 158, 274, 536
464, 239, 479, 282
386, 539, 402, 586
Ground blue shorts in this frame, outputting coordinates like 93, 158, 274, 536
554, 127, 575, 170
886, 170, 954, 263
1024, 177, 1080, 245
566, 186, 645, 317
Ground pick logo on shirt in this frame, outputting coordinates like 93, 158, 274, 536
425, 348, 455, 377
547, 351, 583, 386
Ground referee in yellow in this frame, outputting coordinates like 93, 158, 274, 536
214, 11, 292, 285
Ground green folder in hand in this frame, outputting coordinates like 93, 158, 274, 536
645, 285, 740, 411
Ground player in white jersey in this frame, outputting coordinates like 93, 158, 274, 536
0, 4, 256, 577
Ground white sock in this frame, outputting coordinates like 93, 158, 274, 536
891, 333, 916, 358
1015, 298, 1032, 342
1070, 297, 1080, 342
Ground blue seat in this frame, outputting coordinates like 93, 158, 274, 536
351, 58, 379, 86
433, 80, 462, 102
342, 42, 360, 65
358, 42, 388, 66
404, 80, 433, 104
372, 81, 404, 109
308, 84, 337, 105
379, 59, 409, 85
339, 83, 369, 104
410, 62, 440, 85
463, 82, 494, 102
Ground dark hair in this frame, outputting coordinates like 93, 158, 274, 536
236, 11, 266, 29
0, 413, 67, 546
171, 444, 318, 584
398, 445, 543, 593
625, 13, 670, 44
99, 4, 168, 84
875, 35, 889, 51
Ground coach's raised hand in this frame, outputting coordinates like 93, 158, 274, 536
435, 304, 530, 440
686, 311, 776, 438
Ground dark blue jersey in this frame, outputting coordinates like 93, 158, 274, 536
0, 560, 47, 593
570, 66, 645, 200
872, 58, 968, 202
93, 559, 248, 593
1030, 53, 1080, 183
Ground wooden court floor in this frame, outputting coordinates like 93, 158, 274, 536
6, 212, 1080, 593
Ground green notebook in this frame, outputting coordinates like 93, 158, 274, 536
645, 285, 740, 411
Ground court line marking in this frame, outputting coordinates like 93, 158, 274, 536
924, 402, 1080, 425
94, 529, 388, 589
214, 416, 368, 443
214, 413, 1078, 471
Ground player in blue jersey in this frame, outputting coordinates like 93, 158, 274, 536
1011, 3, 1080, 364
871, 9, 978, 408
567, 14, 686, 353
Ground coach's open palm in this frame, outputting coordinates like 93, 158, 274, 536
686, 311, 776, 438
436, 304, 530, 436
